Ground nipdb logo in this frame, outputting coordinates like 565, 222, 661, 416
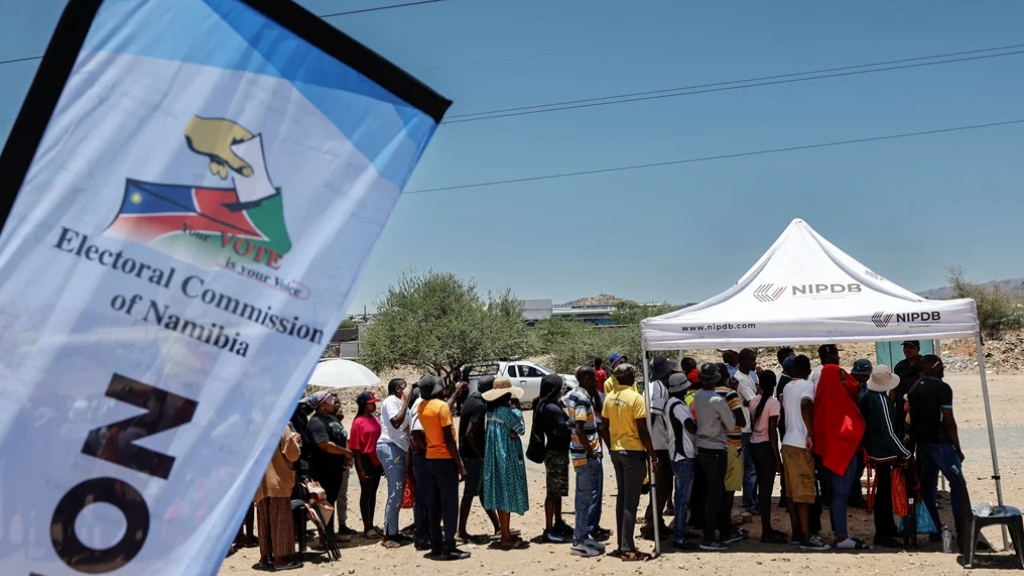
873, 311, 942, 327
753, 282, 862, 303
753, 284, 786, 303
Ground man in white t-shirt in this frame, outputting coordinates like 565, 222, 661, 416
377, 378, 412, 545
642, 356, 675, 540
780, 356, 829, 551
734, 348, 760, 514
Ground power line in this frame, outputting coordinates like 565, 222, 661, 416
425, 0, 995, 71
0, 0, 461, 67
320, 0, 455, 18
404, 118, 1024, 195
443, 45, 1024, 123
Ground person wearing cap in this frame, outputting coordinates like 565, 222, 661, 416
858, 364, 910, 548
565, 366, 609, 557
350, 391, 385, 539
690, 363, 736, 551
482, 377, 530, 550
377, 379, 412, 548
457, 376, 501, 543
604, 353, 630, 392
599, 364, 658, 561
417, 375, 472, 560
640, 356, 676, 542
893, 340, 923, 438
908, 355, 968, 546
305, 391, 355, 543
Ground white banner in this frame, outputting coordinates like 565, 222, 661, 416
0, 0, 449, 574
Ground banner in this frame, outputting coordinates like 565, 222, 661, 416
0, 0, 449, 574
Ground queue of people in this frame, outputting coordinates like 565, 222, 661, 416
243, 342, 969, 567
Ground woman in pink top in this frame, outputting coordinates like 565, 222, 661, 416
748, 371, 787, 543
350, 392, 384, 539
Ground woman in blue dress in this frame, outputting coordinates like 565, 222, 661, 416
482, 377, 530, 550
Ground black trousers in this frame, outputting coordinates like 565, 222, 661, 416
644, 449, 673, 530
358, 454, 383, 529
697, 448, 728, 542
872, 460, 898, 540
689, 457, 706, 527
750, 442, 778, 534
425, 458, 460, 554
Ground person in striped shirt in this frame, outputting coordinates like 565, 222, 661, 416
564, 366, 607, 557
715, 362, 748, 545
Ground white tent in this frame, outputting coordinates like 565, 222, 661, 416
638, 218, 1003, 552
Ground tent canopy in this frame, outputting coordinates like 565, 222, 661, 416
642, 219, 978, 350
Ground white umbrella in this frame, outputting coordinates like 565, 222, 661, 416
308, 358, 381, 389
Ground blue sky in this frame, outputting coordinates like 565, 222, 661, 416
2, 0, 1023, 311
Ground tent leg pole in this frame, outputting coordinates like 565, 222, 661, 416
640, 347, 660, 556
975, 333, 1007, 549
937, 339, 946, 494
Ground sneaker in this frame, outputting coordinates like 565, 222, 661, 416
553, 522, 574, 538
543, 530, 569, 544
672, 540, 698, 550
724, 529, 749, 544
590, 528, 613, 541
414, 540, 432, 551
836, 537, 870, 550
583, 538, 607, 552
800, 536, 830, 551
441, 549, 471, 561
570, 543, 601, 557
700, 541, 730, 551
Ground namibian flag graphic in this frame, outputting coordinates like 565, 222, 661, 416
104, 178, 291, 269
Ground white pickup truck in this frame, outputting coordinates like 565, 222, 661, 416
462, 361, 578, 409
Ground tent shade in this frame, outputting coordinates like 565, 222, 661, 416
641, 219, 978, 350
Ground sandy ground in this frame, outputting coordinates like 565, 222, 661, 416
218, 372, 1023, 576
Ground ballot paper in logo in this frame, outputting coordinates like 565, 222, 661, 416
0, 1, 449, 575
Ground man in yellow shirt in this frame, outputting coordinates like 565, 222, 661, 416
599, 364, 659, 561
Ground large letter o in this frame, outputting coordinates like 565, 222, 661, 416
51, 477, 150, 574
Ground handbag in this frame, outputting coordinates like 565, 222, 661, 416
401, 469, 415, 509
898, 502, 938, 535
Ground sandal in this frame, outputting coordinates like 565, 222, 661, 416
273, 560, 303, 571
364, 528, 383, 539
381, 539, 403, 549
620, 551, 653, 562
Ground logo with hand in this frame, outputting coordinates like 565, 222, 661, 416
184, 116, 255, 179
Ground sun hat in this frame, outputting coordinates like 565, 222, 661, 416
698, 363, 720, 385
609, 353, 626, 366
867, 364, 900, 393
651, 355, 674, 381
667, 372, 691, 394
481, 376, 524, 402
851, 359, 873, 376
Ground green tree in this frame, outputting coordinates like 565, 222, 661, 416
339, 318, 357, 330
359, 271, 535, 381
948, 267, 1023, 339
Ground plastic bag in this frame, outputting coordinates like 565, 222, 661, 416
898, 502, 939, 535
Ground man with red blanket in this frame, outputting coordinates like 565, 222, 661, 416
814, 364, 868, 550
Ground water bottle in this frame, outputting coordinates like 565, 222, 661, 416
942, 525, 953, 554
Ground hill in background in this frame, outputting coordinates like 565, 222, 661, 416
920, 278, 1024, 299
